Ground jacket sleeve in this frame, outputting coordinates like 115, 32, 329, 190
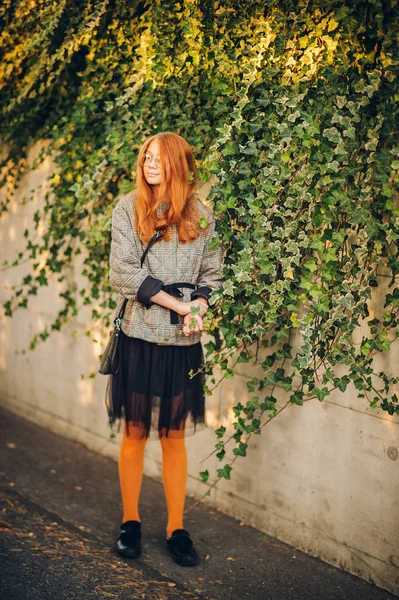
191, 213, 224, 303
109, 204, 164, 307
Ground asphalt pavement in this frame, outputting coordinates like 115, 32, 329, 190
0, 405, 397, 600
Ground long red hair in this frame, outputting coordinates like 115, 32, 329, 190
134, 132, 204, 244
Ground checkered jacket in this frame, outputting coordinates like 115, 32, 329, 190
109, 191, 224, 346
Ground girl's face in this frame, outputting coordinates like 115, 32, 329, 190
142, 140, 163, 187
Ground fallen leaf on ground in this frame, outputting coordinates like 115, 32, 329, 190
271, 543, 288, 550
6, 443, 16, 448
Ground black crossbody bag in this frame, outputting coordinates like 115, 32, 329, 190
98, 229, 164, 376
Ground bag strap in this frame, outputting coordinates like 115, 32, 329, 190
116, 228, 166, 321
140, 229, 164, 267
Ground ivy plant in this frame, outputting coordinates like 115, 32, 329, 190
1, 1, 398, 490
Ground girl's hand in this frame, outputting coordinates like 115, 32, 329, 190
182, 312, 204, 336
177, 299, 208, 317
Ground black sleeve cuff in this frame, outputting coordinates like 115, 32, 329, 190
137, 276, 164, 307
191, 286, 212, 301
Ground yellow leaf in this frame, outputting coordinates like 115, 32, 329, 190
51, 174, 61, 185
328, 19, 339, 32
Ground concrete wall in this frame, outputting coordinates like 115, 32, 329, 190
1, 144, 398, 595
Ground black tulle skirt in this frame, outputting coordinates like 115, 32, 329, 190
105, 329, 207, 440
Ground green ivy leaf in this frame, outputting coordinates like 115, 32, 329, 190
217, 465, 233, 480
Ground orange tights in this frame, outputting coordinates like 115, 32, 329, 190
118, 424, 187, 538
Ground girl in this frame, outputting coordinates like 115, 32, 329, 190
106, 132, 223, 566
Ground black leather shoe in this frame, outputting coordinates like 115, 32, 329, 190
116, 520, 141, 558
167, 529, 199, 566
